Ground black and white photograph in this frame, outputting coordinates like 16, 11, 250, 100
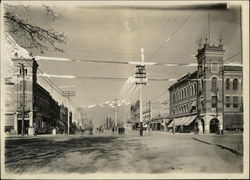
1, 0, 249, 179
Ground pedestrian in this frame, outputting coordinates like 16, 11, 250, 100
112, 127, 114, 134
34, 127, 37, 136
148, 125, 152, 136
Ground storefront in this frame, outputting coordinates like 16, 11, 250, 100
168, 115, 197, 133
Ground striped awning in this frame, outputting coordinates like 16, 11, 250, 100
58, 120, 66, 126
168, 115, 197, 127
183, 115, 197, 126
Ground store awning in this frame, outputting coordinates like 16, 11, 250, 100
168, 115, 197, 127
168, 117, 184, 127
183, 115, 197, 126
58, 120, 66, 126
191, 101, 197, 107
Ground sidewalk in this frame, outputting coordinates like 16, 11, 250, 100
193, 134, 243, 155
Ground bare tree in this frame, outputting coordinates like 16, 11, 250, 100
4, 4, 66, 53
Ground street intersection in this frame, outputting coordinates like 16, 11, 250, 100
4, 132, 243, 174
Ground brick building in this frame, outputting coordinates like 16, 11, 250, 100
168, 41, 243, 134
4, 55, 69, 135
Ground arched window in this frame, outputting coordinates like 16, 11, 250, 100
233, 79, 238, 90
194, 84, 197, 94
211, 77, 217, 91
225, 78, 230, 90
183, 89, 186, 98
24, 69, 28, 75
190, 85, 193, 96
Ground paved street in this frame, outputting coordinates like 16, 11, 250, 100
5, 132, 243, 174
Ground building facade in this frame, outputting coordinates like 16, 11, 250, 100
168, 41, 243, 134
130, 100, 140, 129
4, 55, 70, 135
168, 71, 198, 133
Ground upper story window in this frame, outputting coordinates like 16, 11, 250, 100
24, 69, 28, 75
18, 67, 28, 75
194, 84, 197, 94
211, 96, 217, 108
225, 78, 230, 90
233, 79, 238, 90
225, 96, 230, 108
211, 77, 217, 91
233, 96, 239, 108
19, 80, 27, 91
190, 85, 193, 96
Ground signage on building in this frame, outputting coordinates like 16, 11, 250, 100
17, 113, 30, 119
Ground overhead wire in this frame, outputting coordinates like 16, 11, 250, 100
146, 9, 197, 61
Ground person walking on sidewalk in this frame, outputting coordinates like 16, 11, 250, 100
147, 122, 152, 136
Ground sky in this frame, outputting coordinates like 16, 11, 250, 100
3, 1, 242, 126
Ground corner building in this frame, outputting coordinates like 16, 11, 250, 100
4, 56, 67, 135
168, 41, 243, 134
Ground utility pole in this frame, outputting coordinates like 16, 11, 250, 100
107, 111, 109, 130
173, 109, 175, 135
208, 13, 211, 44
135, 48, 147, 136
19, 63, 25, 136
62, 91, 76, 135
114, 99, 118, 133
149, 100, 151, 126
139, 85, 143, 136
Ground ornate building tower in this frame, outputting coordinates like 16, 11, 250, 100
12, 54, 38, 135
196, 39, 225, 133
